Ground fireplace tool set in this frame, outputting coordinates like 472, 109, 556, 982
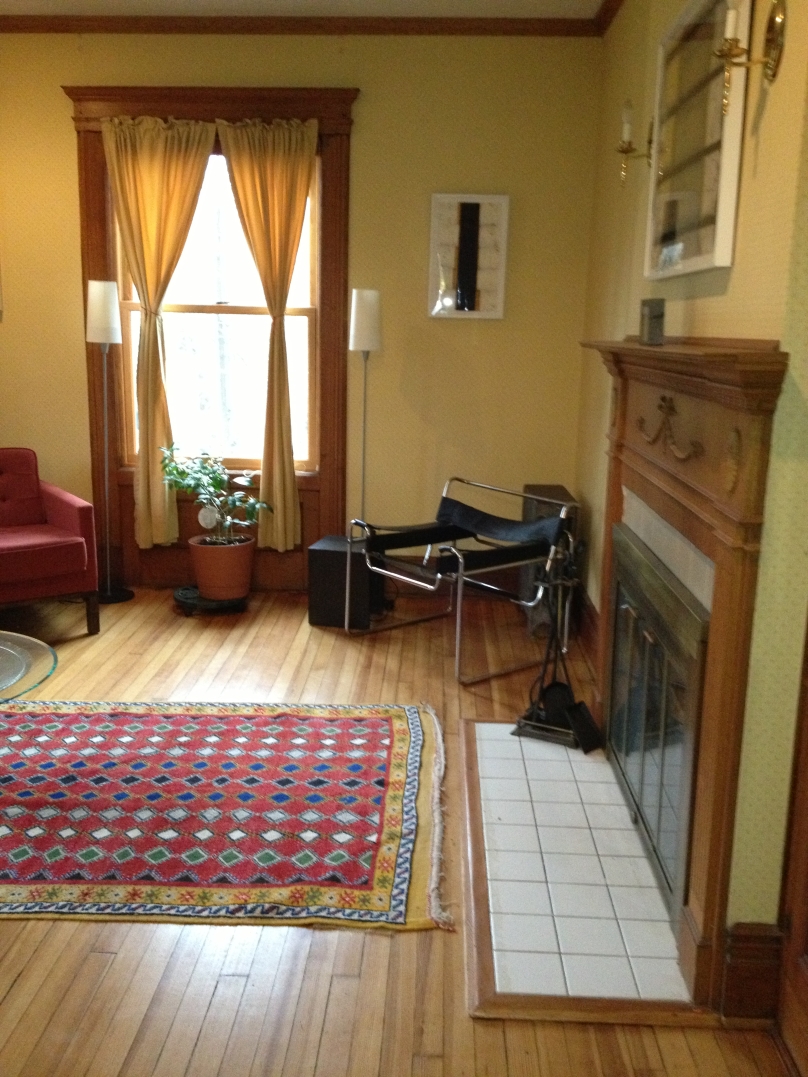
512, 536, 602, 754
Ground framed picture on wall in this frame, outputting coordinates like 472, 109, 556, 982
428, 194, 509, 318
644, 0, 751, 279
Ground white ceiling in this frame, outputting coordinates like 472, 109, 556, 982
0, 0, 602, 18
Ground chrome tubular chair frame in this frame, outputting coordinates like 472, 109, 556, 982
344, 477, 578, 685
344, 477, 477, 636
448, 534, 577, 686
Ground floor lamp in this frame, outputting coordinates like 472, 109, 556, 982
85, 280, 134, 604
348, 289, 381, 522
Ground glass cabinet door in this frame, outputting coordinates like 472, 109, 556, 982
657, 652, 689, 887
640, 631, 666, 868
611, 584, 645, 805
607, 524, 709, 918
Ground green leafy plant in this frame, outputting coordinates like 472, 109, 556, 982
160, 446, 270, 545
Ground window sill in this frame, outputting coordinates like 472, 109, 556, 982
116, 466, 320, 491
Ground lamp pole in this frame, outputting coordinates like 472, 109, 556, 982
360, 348, 370, 522
86, 280, 134, 605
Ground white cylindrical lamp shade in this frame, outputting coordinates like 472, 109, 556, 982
86, 280, 122, 345
349, 289, 381, 352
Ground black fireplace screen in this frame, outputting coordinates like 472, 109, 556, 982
607, 524, 710, 917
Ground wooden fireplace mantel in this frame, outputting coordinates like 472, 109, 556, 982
583, 336, 788, 1010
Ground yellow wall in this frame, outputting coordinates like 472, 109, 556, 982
576, 0, 808, 922
0, 33, 601, 522
729, 71, 808, 924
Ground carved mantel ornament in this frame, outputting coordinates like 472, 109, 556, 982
637, 393, 705, 462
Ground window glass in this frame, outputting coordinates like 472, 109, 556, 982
163, 312, 270, 459
124, 154, 315, 467
164, 155, 265, 306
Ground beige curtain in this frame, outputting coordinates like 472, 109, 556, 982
102, 116, 216, 549
217, 118, 318, 551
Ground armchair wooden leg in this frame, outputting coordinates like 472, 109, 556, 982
85, 592, 100, 635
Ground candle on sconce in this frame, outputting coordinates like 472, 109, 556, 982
724, 0, 739, 39
621, 100, 633, 144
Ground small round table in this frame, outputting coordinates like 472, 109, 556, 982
0, 631, 57, 701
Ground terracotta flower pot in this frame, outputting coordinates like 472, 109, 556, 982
188, 535, 256, 601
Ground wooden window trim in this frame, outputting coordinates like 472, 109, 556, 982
64, 86, 358, 588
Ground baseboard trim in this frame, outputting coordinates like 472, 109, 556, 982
721, 923, 783, 1020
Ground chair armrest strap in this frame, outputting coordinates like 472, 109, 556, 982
366, 523, 473, 553
437, 538, 551, 575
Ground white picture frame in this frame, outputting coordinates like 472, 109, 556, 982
428, 194, 509, 318
644, 0, 751, 280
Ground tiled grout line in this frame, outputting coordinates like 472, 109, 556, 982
567, 744, 643, 998
542, 740, 636, 996
480, 726, 565, 994
518, 731, 568, 993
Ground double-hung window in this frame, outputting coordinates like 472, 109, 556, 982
67, 84, 357, 565
118, 152, 319, 472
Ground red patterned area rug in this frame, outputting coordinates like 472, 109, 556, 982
0, 701, 449, 929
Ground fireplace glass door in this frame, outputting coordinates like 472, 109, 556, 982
608, 524, 709, 918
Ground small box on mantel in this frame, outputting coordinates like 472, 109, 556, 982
640, 298, 665, 345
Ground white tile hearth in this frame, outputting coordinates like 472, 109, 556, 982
494, 951, 567, 995
487, 849, 546, 882
475, 722, 691, 1001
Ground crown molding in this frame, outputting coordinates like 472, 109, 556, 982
593, 0, 623, 34
0, 13, 612, 35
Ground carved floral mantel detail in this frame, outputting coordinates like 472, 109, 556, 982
635, 395, 745, 496
637, 394, 705, 462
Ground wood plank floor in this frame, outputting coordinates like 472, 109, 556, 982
0, 590, 795, 1077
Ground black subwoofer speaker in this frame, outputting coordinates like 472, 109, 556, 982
307, 535, 385, 630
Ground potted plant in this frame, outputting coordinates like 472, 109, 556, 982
161, 446, 270, 602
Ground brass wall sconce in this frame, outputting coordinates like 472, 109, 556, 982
617, 101, 653, 184
715, 0, 786, 115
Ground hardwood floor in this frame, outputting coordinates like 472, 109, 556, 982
0, 590, 794, 1077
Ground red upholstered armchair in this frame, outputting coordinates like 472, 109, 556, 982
0, 448, 100, 634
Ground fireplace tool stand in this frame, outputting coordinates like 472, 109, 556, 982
512, 572, 602, 754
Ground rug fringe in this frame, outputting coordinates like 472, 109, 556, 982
422, 704, 454, 929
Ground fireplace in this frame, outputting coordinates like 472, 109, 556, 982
607, 522, 709, 921
584, 337, 787, 1008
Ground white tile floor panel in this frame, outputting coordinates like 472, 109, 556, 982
475, 722, 691, 1001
